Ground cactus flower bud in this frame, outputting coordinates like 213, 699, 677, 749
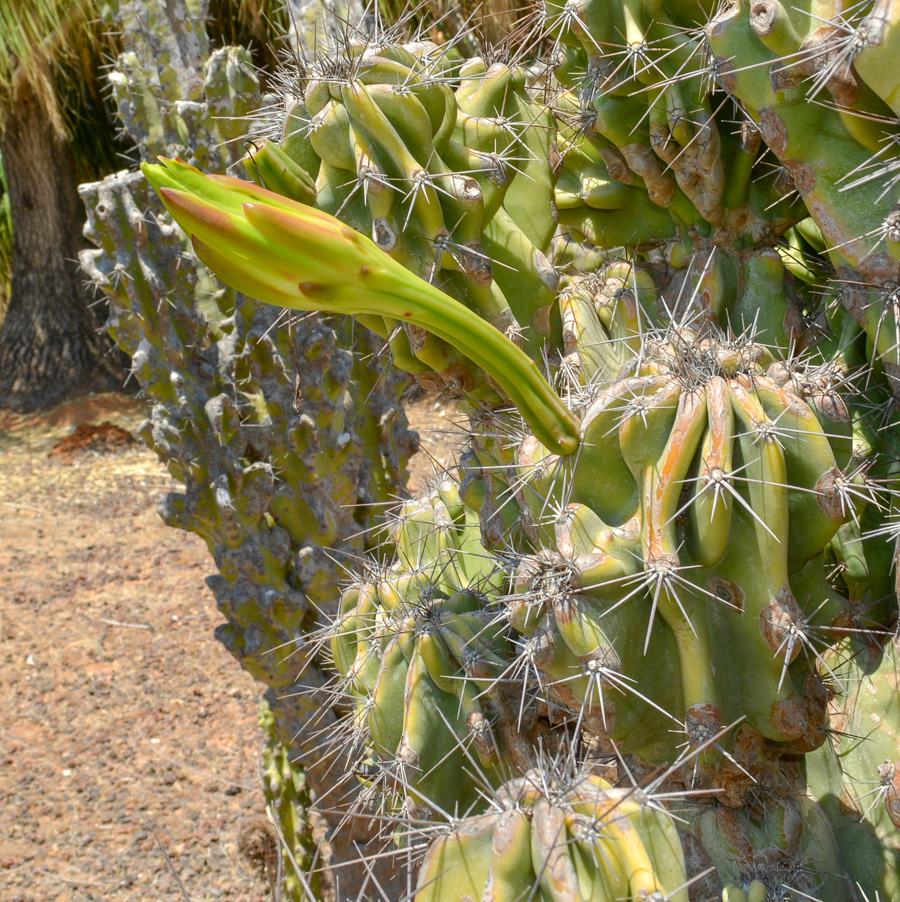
142, 157, 580, 455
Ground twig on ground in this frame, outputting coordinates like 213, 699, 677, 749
97, 618, 153, 630
148, 822, 192, 902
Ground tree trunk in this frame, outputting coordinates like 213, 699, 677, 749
0, 78, 125, 412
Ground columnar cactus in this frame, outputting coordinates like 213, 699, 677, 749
139, 1, 900, 899
79, 1, 416, 896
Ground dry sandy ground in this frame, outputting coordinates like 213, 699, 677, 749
0, 392, 458, 902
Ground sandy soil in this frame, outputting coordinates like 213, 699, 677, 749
0, 391, 459, 902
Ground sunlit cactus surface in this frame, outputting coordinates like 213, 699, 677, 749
142, 1, 900, 899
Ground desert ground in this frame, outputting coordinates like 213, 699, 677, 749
0, 391, 457, 901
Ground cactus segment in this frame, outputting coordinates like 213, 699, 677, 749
259, 703, 320, 900
242, 138, 317, 205
693, 794, 850, 902
414, 769, 690, 902
142, 158, 581, 455
330, 485, 534, 817
806, 633, 900, 900
493, 313, 882, 760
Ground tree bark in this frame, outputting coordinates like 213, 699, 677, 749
0, 78, 125, 412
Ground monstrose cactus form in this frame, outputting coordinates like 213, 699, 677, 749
138, 1, 900, 899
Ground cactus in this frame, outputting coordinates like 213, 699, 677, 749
138, 0, 900, 899
415, 761, 692, 902
247, 21, 563, 398
79, 1, 417, 896
259, 703, 324, 900
806, 632, 900, 899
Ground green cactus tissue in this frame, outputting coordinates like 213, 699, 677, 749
133, 1, 900, 899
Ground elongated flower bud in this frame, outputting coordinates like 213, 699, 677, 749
143, 157, 580, 455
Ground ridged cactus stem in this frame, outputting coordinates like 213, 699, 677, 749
92, 1, 900, 898
259, 703, 321, 902
80, 2, 418, 896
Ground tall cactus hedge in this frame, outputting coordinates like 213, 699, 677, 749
137, 0, 900, 899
